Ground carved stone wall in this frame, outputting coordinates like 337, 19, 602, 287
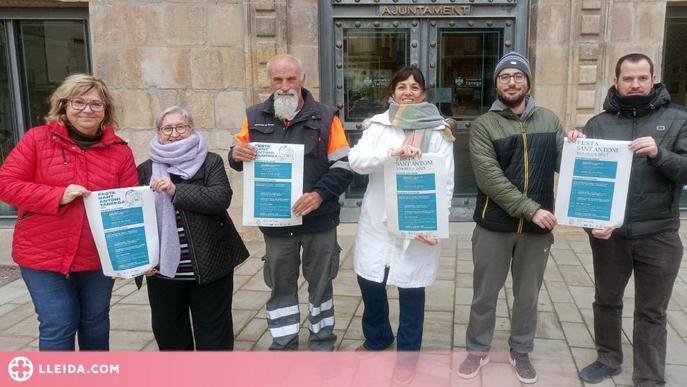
532, 0, 669, 130
90, 0, 261, 239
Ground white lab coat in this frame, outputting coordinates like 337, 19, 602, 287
348, 111, 455, 288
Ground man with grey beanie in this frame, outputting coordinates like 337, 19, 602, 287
457, 51, 579, 383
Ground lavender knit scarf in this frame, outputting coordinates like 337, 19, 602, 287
148, 132, 208, 278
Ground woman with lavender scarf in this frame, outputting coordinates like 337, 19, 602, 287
136, 106, 249, 350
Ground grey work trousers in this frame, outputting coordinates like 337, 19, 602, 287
590, 231, 682, 387
262, 228, 340, 351
466, 224, 553, 353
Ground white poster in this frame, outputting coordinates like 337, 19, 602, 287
84, 186, 159, 278
555, 139, 633, 229
384, 153, 449, 239
243, 142, 305, 227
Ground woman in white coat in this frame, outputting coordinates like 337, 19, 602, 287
348, 66, 455, 355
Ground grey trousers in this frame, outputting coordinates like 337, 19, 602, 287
466, 224, 553, 353
590, 231, 682, 387
263, 228, 340, 351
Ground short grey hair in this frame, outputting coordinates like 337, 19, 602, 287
155, 105, 194, 130
266, 54, 305, 80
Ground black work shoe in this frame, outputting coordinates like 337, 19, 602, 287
578, 360, 621, 384
509, 350, 537, 384
456, 353, 490, 379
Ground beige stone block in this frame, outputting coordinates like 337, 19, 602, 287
254, 43, 277, 65
611, 4, 633, 41
215, 91, 247, 130
163, 4, 206, 46
290, 0, 318, 5
118, 128, 155, 164
208, 4, 244, 47
578, 43, 600, 60
89, 3, 127, 46
123, 4, 163, 46
576, 90, 597, 109
578, 65, 598, 84
140, 47, 191, 88
253, 1, 276, 11
180, 90, 215, 129
219, 47, 247, 88
289, 45, 320, 89
121, 48, 143, 88
255, 16, 277, 37
117, 90, 161, 129
580, 15, 601, 35
532, 45, 568, 84
287, 5, 318, 44
190, 48, 223, 90
531, 84, 567, 121
158, 90, 179, 112
575, 113, 596, 129
536, 3, 571, 44
91, 47, 126, 88
0, 228, 13, 265
638, 2, 667, 43
581, 0, 601, 10
256, 64, 271, 89
203, 128, 233, 152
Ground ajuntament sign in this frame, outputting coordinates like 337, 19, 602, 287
379, 5, 472, 17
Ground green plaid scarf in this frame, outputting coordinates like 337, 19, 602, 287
388, 99, 446, 151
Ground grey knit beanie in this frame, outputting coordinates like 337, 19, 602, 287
494, 51, 532, 84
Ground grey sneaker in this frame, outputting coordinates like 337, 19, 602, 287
578, 360, 621, 383
457, 353, 490, 379
509, 350, 537, 384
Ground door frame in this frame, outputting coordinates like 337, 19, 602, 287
320, 1, 529, 222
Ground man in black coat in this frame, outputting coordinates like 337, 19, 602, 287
577, 53, 687, 386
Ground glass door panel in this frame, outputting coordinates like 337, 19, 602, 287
343, 28, 410, 122
437, 29, 502, 197
437, 30, 501, 120
17, 20, 88, 128
0, 21, 17, 216
336, 20, 418, 207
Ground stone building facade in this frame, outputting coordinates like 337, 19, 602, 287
0, 0, 685, 263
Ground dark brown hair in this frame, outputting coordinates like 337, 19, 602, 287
389, 65, 426, 96
615, 53, 654, 78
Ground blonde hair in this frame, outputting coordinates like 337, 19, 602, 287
46, 73, 117, 128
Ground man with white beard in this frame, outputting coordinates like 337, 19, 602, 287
229, 54, 352, 350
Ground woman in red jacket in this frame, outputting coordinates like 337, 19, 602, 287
0, 74, 138, 351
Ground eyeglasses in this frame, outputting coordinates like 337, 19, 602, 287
497, 73, 527, 84
159, 124, 190, 136
69, 98, 106, 112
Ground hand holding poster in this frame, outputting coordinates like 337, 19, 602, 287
555, 138, 633, 229
384, 153, 449, 239
243, 142, 304, 227
84, 186, 159, 278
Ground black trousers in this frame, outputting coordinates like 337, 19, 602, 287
146, 273, 234, 351
590, 231, 682, 387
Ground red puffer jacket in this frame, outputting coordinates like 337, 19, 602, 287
0, 122, 139, 274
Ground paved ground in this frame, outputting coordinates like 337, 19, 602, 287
2, 222, 687, 386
